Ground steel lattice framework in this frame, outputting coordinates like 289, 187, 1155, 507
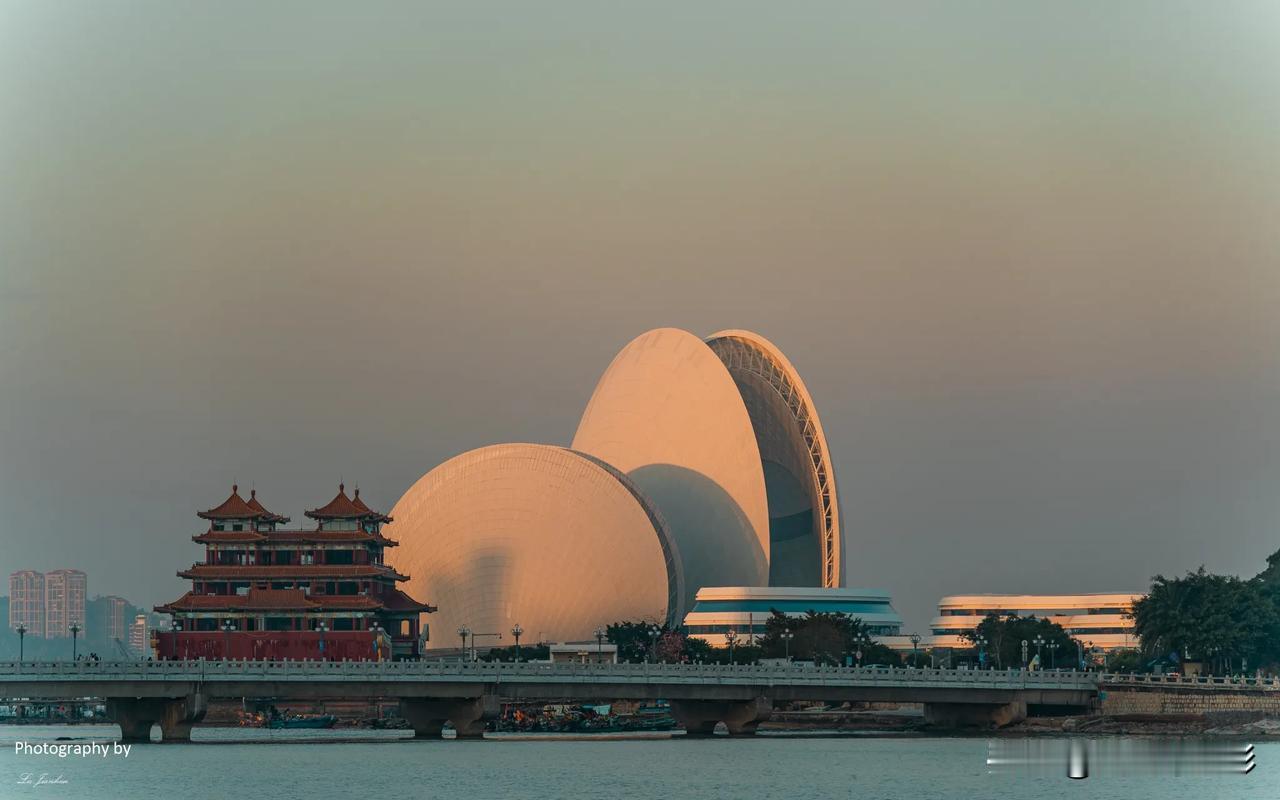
706, 331, 842, 588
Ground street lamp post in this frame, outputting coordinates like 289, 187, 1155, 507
221, 620, 237, 661
317, 621, 328, 661
1032, 635, 1045, 668
457, 626, 470, 661
909, 632, 921, 666
1048, 642, 1059, 670
647, 625, 662, 664
70, 624, 81, 661
594, 627, 607, 661
782, 630, 794, 662
1021, 639, 1029, 669
724, 629, 738, 665
975, 635, 988, 669
511, 624, 523, 662
16, 624, 26, 663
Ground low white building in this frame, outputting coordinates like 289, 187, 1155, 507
682, 586, 903, 648
547, 642, 618, 664
928, 593, 1142, 652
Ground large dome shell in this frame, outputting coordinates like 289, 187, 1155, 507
705, 330, 843, 588
386, 443, 680, 647
572, 328, 770, 614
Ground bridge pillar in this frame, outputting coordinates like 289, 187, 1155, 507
158, 693, 207, 742
107, 694, 206, 743
670, 696, 773, 737
400, 695, 500, 740
923, 699, 1026, 729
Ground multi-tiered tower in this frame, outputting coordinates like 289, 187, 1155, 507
155, 484, 433, 660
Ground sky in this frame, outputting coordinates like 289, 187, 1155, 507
2, 2, 1278, 632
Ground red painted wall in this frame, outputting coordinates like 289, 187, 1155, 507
153, 630, 390, 661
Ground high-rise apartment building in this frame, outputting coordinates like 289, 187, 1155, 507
128, 614, 149, 657
44, 569, 87, 638
104, 596, 129, 642
8, 571, 46, 636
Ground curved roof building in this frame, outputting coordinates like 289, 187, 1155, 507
386, 327, 844, 648
574, 328, 843, 603
572, 328, 771, 616
385, 444, 680, 645
705, 330, 843, 589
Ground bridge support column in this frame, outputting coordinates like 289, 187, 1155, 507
158, 693, 207, 742
107, 694, 207, 743
670, 696, 772, 737
400, 695, 500, 740
923, 699, 1026, 729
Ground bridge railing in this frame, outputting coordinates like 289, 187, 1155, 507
0, 660, 1098, 690
1099, 672, 1280, 690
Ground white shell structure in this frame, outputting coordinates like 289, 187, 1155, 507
572, 328, 771, 615
705, 330, 843, 589
386, 443, 680, 646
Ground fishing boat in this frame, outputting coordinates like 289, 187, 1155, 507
268, 713, 337, 729
492, 702, 675, 736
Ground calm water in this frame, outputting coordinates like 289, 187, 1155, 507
0, 725, 1272, 800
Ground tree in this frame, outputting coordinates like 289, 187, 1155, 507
479, 644, 550, 663
1252, 549, 1280, 669
605, 621, 667, 663
963, 613, 1077, 669
683, 636, 713, 663
1131, 566, 1279, 673
654, 631, 686, 663
1104, 649, 1149, 674
756, 610, 900, 666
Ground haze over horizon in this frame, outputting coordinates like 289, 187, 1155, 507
2, 3, 1278, 632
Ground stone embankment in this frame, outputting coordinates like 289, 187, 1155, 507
1007, 682, 1280, 736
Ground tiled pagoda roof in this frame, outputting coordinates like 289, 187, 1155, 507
198, 485, 289, 523
177, 564, 409, 582
193, 529, 397, 545
305, 484, 392, 523
155, 587, 432, 614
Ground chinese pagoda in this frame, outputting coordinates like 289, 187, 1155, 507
154, 484, 434, 661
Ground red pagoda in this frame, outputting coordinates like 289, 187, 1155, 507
154, 484, 434, 661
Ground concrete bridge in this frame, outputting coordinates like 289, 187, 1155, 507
0, 660, 1099, 741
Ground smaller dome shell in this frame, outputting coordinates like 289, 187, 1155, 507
386, 443, 677, 647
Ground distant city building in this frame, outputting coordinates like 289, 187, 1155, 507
682, 586, 903, 647
127, 614, 148, 656
8, 570, 45, 637
154, 485, 434, 661
44, 569, 87, 638
928, 593, 1142, 651
104, 596, 129, 642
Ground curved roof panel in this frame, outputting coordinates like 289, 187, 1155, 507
385, 443, 675, 647
572, 328, 770, 614
705, 330, 843, 588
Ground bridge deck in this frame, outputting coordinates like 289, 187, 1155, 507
0, 660, 1098, 690
0, 661, 1100, 707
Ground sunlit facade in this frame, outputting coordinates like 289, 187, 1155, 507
682, 586, 902, 648
928, 593, 1142, 651
388, 444, 680, 645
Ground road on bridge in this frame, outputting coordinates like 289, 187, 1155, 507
0, 660, 1100, 741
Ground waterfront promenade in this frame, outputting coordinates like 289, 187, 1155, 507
1, 660, 1098, 740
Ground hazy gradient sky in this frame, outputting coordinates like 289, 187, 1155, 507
2, 2, 1278, 631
